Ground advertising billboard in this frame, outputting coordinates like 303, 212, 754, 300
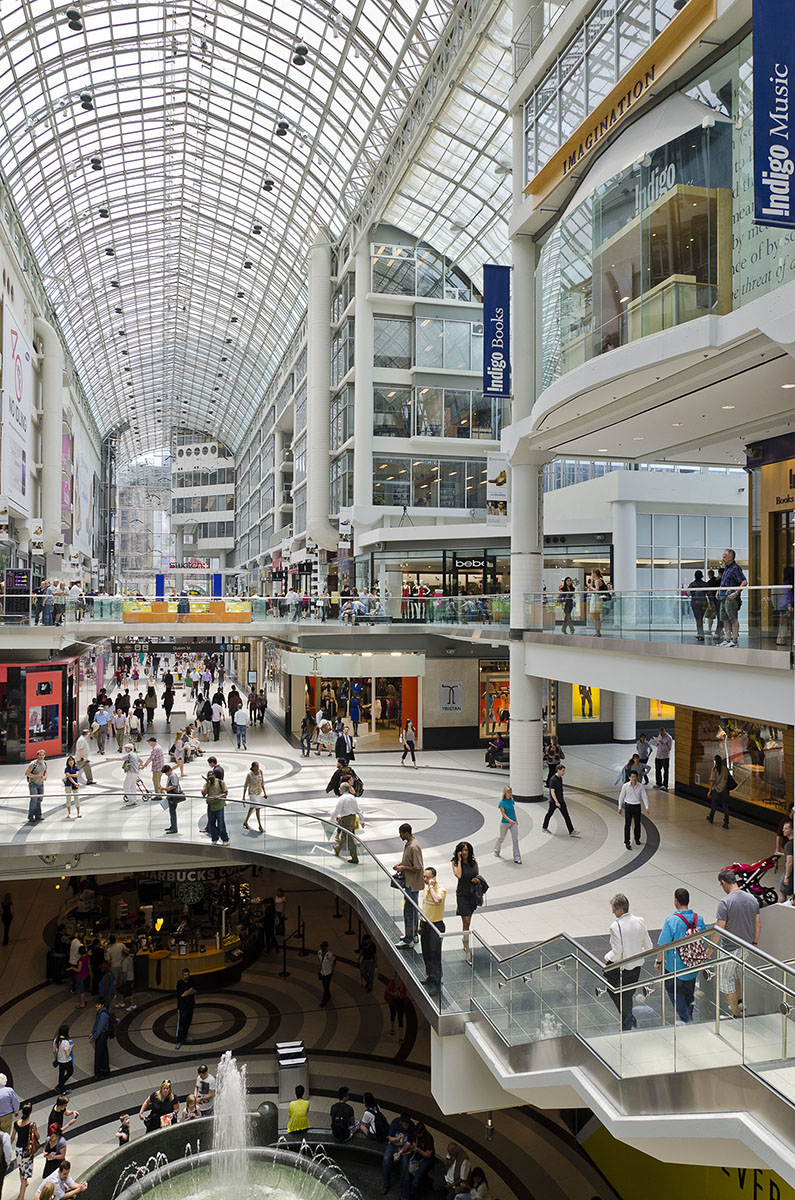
1, 301, 34, 516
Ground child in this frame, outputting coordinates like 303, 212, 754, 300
180, 1094, 200, 1122
116, 1114, 131, 1146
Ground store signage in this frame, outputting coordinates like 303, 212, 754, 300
112, 639, 252, 654
452, 556, 485, 570
523, 0, 717, 207
482, 264, 511, 398
754, 0, 795, 228
140, 866, 241, 882
1, 301, 33, 517
440, 681, 463, 713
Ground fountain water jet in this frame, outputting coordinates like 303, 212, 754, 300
211, 1051, 248, 1192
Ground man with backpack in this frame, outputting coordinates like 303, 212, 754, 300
88, 1000, 113, 1079
329, 1086, 356, 1141
654, 888, 708, 1024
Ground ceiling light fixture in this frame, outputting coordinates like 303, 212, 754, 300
292, 43, 309, 65
66, 7, 83, 30
781, 383, 795, 389
262, 179, 275, 193
79, 90, 93, 110
276, 118, 290, 136
90, 156, 102, 170
721, 404, 735, 410
243, 260, 253, 268
98, 207, 109, 218
252, 224, 262, 235
672, 422, 684, 427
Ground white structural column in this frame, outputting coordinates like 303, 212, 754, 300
33, 318, 64, 566
306, 231, 337, 550
273, 428, 284, 537
611, 498, 638, 742
508, 233, 545, 803
352, 238, 374, 512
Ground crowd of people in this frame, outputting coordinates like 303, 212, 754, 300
285, 1085, 489, 1199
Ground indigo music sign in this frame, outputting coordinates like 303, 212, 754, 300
754, 0, 795, 228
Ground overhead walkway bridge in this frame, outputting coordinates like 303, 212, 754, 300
2, 791, 794, 1185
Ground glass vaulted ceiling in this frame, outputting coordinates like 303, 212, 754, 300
0, 0, 510, 464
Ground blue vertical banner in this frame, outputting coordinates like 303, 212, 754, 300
754, 0, 795, 228
482, 264, 511, 398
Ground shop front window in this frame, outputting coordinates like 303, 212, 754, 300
412, 459, 439, 507
687, 711, 789, 820
479, 660, 510, 739
415, 388, 443, 436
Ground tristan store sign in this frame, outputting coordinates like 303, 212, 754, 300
523, 0, 717, 209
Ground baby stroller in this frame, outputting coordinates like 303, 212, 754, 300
726, 853, 781, 908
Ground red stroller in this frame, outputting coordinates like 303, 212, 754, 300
726, 854, 781, 908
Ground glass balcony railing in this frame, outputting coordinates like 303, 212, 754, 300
0, 594, 512, 629
524, 587, 793, 652
468, 923, 795, 1111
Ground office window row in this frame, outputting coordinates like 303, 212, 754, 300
373, 386, 501, 440
173, 468, 235, 489
374, 317, 484, 371
331, 385, 355, 451
373, 456, 487, 508
371, 244, 473, 301
172, 494, 235, 514
330, 450, 354, 513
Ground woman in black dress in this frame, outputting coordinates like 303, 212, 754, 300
451, 841, 483, 965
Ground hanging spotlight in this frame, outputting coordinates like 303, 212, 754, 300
252, 224, 263, 234
110, 279, 120, 288
90, 156, 102, 170
98, 206, 109, 218
66, 8, 83, 30
276, 118, 289, 136
262, 178, 275, 192
105, 247, 114, 256
230, 316, 239, 323
292, 44, 308, 65
243, 260, 253, 268
79, 91, 94, 110
236, 290, 244, 297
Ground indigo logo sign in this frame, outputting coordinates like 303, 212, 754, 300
482, 264, 511, 398
754, 0, 795, 228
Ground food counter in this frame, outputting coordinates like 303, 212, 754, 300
139, 936, 243, 990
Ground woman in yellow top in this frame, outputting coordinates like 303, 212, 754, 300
286, 1084, 310, 1133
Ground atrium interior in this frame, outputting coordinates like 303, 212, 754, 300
0, 0, 793, 1198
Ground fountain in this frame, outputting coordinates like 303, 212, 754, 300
110, 1052, 364, 1200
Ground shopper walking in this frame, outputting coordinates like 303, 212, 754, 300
419, 867, 446, 989
650, 727, 673, 790
385, 974, 407, 1037
11, 1101, 38, 1200
318, 941, 335, 1008
602, 894, 652, 1031
163, 760, 183, 835
88, 1001, 110, 1079
714, 869, 760, 1017
654, 888, 707, 1024
400, 719, 417, 767
331, 782, 364, 864
142, 738, 165, 794
393, 823, 424, 946
716, 548, 747, 648
63, 757, 80, 819
617, 769, 649, 850
706, 754, 732, 828
74, 729, 94, 785
687, 570, 708, 641
242, 761, 267, 832
452, 841, 483, 965
587, 568, 609, 637
232, 706, 248, 750
493, 786, 521, 863
559, 576, 576, 634
542, 765, 581, 837
202, 769, 229, 846
52, 1026, 75, 1092
174, 968, 197, 1050
144, 685, 158, 729
543, 735, 565, 785
119, 743, 141, 807
25, 750, 47, 823
111, 709, 126, 752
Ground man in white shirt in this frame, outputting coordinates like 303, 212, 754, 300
442, 1143, 471, 1200
603, 893, 652, 1030
195, 1065, 216, 1116
105, 934, 124, 973
210, 701, 223, 742
69, 934, 82, 970
617, 769, 649, 850
233, 706, 248, 750
332, 783, 365, 864
651, 727, 673, 790
75, 728, 94, 785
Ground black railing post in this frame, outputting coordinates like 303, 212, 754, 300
278, 939, 290, 978
345, 904, 355, 936
332, 895, 342, 919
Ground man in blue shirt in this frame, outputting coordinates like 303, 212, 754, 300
654, 887, 707, 1023
381, 1112, 415, 1194
89, 1001, 111, 1079
93, 706, 110, 755
716, 548, 747, 648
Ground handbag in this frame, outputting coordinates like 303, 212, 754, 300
472, 876, 490, 907
727, 773, 738, 791
29, 1122, 41, 1156
390, 871, 406, 890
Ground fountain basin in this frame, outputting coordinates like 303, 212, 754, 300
114, 1147, 353, 1200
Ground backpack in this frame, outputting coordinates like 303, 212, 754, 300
675, 913, 710, 967
372, 1108, 389, 1143
330, 1106, 350, 1141
353, 776, 364, 797
107, 1011, 118, 1039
